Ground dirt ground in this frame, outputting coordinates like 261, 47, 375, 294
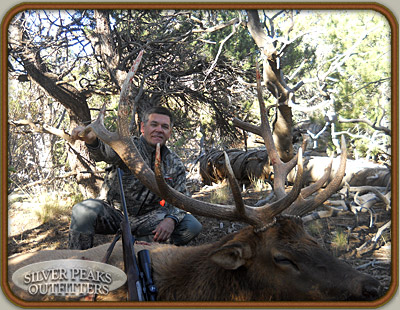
7, 181, 392, 300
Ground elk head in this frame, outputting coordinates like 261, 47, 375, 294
199, 218, 381, 301
82, 51, 381, 301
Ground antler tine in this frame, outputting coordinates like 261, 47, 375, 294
287, 135, 347, 217
154, 144, 260, 226
118, 50, 144, 137
79, 51, 143, 141
255, 147, 304, 222
79, 103, 118, 145
233, 61, 281, 164
300, 158, 333, 198
224, 151, 246, 216
78, 105, 102, 138
81, 50, 144, 142
223, 151, 264, 226
154, 144, 305, 229
255, 60, 281, 166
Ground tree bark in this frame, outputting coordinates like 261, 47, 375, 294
246, 10, 291, 103
246, 10, 294, 162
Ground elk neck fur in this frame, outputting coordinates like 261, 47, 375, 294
153, 228, 262, 301
8, 216, 381, 302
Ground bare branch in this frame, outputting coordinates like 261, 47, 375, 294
204, 24, 238, 79
350, 185, 391, 209
192, 17, 239, 33
9, 119, 72, 142
338, 117, 391, 136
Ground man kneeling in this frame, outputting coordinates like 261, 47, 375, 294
69, 106, 202, 249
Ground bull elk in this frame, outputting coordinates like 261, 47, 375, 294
7, 54, 382, 303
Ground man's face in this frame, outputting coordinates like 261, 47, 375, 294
140, 113, 172, 147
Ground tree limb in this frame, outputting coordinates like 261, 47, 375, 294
9, 119, 73, 142
338, 117, 391, 136
192, 17, 239, 33
9, 13, 91, 124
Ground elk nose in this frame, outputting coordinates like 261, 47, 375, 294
361, 279, 381, 300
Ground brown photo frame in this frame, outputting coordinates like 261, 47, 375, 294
1, 2, 398, 308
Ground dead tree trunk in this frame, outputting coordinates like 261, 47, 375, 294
246, 10, 296, 163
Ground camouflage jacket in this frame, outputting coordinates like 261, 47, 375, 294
86, 136, 187, 224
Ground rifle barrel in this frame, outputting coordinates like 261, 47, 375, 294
117, 168, 145, 301
117, 168, 130, 223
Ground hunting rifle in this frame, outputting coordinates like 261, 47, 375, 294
117, 167, 157, 301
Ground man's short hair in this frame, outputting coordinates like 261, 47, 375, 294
142, 106, 174, 127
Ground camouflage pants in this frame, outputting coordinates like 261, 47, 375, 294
68, 198, 201, 249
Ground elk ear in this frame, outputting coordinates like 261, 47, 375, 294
209, 242, 252, 270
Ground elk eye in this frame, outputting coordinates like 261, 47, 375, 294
273, 254, 299, 271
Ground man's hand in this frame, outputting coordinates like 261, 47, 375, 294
71, 126, 97, 145
152, 218, 175, 242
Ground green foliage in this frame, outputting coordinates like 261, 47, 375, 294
278, 10, 391, 159
200, 10, 256, 64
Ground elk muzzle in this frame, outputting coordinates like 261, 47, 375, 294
346, 275, 382, 301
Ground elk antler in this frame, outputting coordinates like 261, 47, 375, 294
232, 59, 347, 220
286, 135, 347, 217
82, 50, 346, 232
154, 143, 304, 230
79, 51, 162, 198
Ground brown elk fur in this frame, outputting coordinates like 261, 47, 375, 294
8, 217, 381, 302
